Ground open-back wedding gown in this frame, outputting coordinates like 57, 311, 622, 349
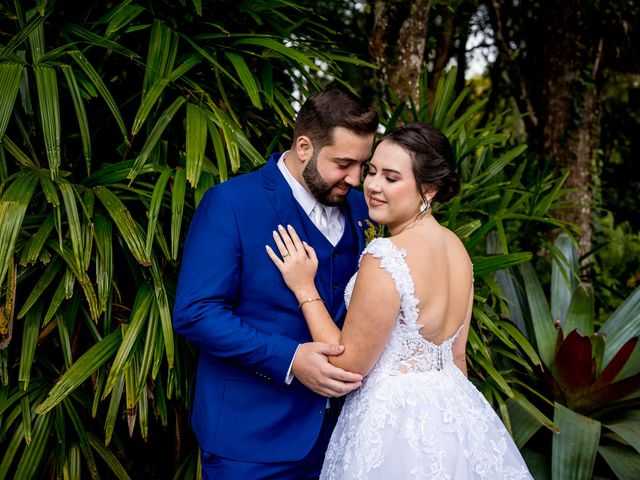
320, 238, 533, 480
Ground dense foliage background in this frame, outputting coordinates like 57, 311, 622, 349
0, 1, 638, 479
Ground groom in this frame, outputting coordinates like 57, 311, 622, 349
173, 88, 379, 479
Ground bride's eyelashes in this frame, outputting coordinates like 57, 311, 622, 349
366, 168, 399, 183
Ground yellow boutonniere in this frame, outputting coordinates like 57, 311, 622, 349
363, 219, 385, 245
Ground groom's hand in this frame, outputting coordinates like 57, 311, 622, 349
292, 343, 363, 397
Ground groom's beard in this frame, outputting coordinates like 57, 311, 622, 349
303, 151, 350, 206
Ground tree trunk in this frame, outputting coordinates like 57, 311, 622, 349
488, 0, 604, 258
370, 0, 432, 108
538, 6, 603, 259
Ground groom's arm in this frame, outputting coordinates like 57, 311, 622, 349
173, 187, 298, 383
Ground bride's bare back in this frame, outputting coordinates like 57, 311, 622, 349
392, 216, 474, 370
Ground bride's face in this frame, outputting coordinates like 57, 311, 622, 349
364, 140, 423, 233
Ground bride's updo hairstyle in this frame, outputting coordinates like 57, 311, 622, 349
382, 122, 460, 204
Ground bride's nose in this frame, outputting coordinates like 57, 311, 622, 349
365, 175, 381, 193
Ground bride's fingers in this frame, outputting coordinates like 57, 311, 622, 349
286, 225, 305, 253
272, 230, 289, 258
303, 241, 318, 263
265, 245, 284, 269
277, 225, 297, 253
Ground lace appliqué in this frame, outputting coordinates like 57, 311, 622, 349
322, 238, 532, 480
344, 237, 462, 377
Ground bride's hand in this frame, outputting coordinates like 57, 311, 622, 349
266, 225, 318, 294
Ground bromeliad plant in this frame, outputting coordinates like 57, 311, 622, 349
499, 233, 640, 479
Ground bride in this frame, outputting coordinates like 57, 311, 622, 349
266, 123, 532, 479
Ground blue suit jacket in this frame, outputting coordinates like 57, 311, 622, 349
173, 153, 370, 462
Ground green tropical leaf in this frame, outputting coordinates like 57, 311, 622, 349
564, 284, 595, 336
552, 403, 600, 480
430, 65, 457, 129
598, 443, 640, 479
60, 65, 91, 174
19, 394, 31, 445
68, 50, 128, 143
103, 283, 153, 398
19, 211, 55, 266
128, 96, 185, 182
36, 330, 122, 415
58, 182, 84, 271
0, 171, 39, 292
171, 168, 186, 260
94, 186, 150, 266
62, 398, 98, 478
599, 284, 640, 369
472, 252, 532, 277
224, 52, 262, 108
150, 259, 174, 368
520, 262, 558, 367
48, 240, 100, 321
142, 19, 177, 96
18, 306, 42, 390
0, 63, 24, 140
145, 168, 171, 258
136, 303, 158, 396
104, 371, 124, 446
505, 397, 543, 448
63, 443, 81, 480
17, 257, 62, 319
61, 22, 140, 59
186, 103, 208, 188
550, 233, 579, 327
0, 419, 24, 480
604, 409, 640, 454
14, 411, 53, 480
33, 65, 61, 178
88, 433, 131, 480
1, 8, 47, 57
104, 3, 145, 35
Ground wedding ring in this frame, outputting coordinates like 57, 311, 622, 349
281, 252, 289, 257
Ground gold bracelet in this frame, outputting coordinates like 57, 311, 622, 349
298, 297, 323, 309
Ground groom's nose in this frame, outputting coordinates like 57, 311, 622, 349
343, 164, 362, 187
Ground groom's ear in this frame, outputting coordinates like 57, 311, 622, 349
294, 135, 314, 163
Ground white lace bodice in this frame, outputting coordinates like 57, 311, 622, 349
345, 237, 463, 377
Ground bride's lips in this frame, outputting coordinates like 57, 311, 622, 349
368, 196, 386, 207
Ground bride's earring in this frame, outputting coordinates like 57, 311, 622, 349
420, 197, 431, 213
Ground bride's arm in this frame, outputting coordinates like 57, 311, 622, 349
267, 225, 398, 375
329, 253, 399, 375
451, 287, 474, 376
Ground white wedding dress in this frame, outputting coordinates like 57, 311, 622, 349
320, 238, 533, 480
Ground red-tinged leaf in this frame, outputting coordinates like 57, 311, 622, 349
592, 337, 639, 390
553, 330, 595, 394
576, 372, 640, 412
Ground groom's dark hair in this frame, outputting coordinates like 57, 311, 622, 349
293, 89, 379, 151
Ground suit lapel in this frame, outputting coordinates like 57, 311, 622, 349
262, 153, 306, 232
344, 192, 368, 254
261, 154, 331, 303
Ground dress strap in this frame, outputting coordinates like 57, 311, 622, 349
360, 238, 419, 322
